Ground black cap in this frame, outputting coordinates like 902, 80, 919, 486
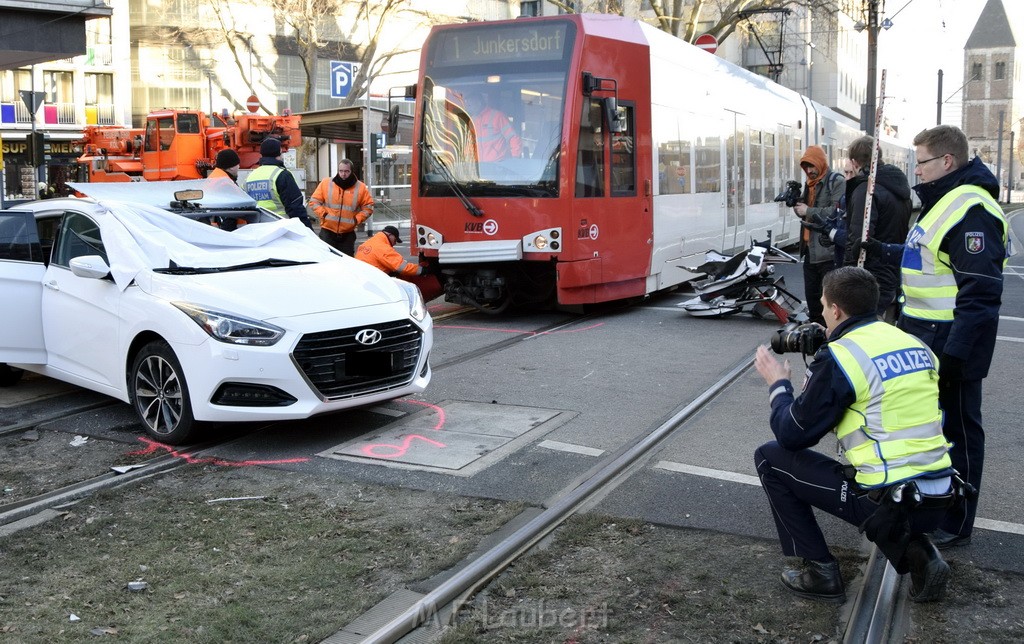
260, 137, 282, 157
382, 225, 402, 243
215, 148, 241, 169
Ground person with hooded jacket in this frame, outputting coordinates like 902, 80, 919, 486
841, 136, 913, 319
855, 125, 1011, 550
794, 146, 845, 325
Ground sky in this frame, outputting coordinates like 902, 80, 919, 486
876, 0, 989, 137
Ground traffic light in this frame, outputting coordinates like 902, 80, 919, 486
27, 132, 46, 167
370, 132, 386, 162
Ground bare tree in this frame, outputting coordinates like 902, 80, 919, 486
551, 0, 839, 45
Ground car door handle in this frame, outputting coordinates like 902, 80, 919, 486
44, 280, 60, 291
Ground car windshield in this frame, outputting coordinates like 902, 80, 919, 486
419, 20, 575, 198
57, 183, 338, 291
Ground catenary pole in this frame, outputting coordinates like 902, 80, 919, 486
858, 69, 887, 268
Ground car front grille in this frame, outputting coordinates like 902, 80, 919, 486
292, 319, 423, 400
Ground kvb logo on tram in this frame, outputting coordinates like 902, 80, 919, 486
464, 219, 499, 235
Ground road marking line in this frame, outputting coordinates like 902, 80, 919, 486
975, 518, 1024, 535
655, 461, 761, 486
1000, 315, 1024, 322
656, 460, 1024, 537
538, 440, 605, 457
997, 336, 1024, 344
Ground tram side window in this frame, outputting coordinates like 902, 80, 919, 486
750, 130, 763, 204
652, 105, 690, 195
610, 104, 635, 196
575, 99, 605, 198
695, 136, 721, 193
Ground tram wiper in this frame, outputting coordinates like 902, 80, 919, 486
419, 141, 484, 217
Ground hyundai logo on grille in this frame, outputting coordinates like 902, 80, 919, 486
355, 328, 383, 345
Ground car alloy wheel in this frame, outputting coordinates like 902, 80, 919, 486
130, 340, 198, 444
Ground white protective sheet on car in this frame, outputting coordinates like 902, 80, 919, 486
68, 180, 337, 290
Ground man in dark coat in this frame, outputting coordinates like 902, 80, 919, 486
842, 135, 913, 320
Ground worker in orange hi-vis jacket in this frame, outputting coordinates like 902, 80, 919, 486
309, 158, 374, 256
356, 226, 444, 301
465, 90, 522, 162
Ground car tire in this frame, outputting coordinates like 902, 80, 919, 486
0, 364, 24, 387
129, 340, 200, 444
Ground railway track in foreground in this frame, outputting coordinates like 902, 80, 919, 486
322, 349, 916, 644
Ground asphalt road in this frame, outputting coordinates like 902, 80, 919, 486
4, 212, 1023, 581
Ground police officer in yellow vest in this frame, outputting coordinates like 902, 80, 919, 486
856, 125, 1011, 550
245, 138, 312, 228
755, 267, 955, 604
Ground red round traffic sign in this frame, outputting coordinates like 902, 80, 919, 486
246, 94, 260, 113
695, 33, 718, 55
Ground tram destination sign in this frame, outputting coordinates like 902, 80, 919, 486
433, 23, 570, 66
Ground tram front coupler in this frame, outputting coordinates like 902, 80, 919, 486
440, 268, 511, 313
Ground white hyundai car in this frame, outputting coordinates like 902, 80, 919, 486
0, 180, 432, 444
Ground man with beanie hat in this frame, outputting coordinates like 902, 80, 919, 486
209, 148, 241, 181
309, 158, 374, 255
245, 137, 312, 227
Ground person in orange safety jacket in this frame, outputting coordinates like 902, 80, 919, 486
356, 226, 443, 301
466, 90, 522, 162
309, 158, 374, 256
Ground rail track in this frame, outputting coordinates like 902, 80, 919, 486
321, 349, 914, 643
1, 304, 915, 641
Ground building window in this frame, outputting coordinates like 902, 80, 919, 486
520, 1, 540, 16
85, 73, 115, 125
994, 61, 1006, 80
971, 62, 983, 82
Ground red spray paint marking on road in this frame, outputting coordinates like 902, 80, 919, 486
359, 398, 449, 459
128, 437, 309, 466
361, 434, 447, 458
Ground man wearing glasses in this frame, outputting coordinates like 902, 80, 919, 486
858, 125, 1011, 550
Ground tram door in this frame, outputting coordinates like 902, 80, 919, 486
724, 112, 746, 253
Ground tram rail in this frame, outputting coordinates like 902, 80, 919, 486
331, 347, 916, 643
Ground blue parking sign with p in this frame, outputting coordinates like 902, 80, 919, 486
330, 61, 360, 99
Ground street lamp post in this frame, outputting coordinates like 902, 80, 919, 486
865, 0, 878, 135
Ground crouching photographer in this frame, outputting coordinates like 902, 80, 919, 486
753, 267, 957, 604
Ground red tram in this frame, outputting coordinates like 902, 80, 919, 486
408, 14, 911, 311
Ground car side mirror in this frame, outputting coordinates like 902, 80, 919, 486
69, 255, 111, 280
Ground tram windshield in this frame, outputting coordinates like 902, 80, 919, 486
419, 21, 575, 198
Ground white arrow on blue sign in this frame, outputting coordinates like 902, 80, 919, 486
330, 61, 361, 99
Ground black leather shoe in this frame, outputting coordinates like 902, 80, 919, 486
781, 559, 845, 603
930, 528, 972, 550
904, 536, 950, 602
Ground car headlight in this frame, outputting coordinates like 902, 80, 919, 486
173, 303, 285, 346
397, 280, 427, 322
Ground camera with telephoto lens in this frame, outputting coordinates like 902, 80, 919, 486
773, 180, 802, 208
771, 322, 827, 356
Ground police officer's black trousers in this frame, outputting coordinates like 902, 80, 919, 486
755, 441, 946, 562
939, 378, 984, 537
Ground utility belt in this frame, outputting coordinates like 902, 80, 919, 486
854, 473, 977, 510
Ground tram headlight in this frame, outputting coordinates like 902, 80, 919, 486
523, 228, 562, 254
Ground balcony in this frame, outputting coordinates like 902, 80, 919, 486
85, 104, 116, 125
0, 101, 34, 124
43, 103, 77, 125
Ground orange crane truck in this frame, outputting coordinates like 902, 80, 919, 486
76, 109, 302, 182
